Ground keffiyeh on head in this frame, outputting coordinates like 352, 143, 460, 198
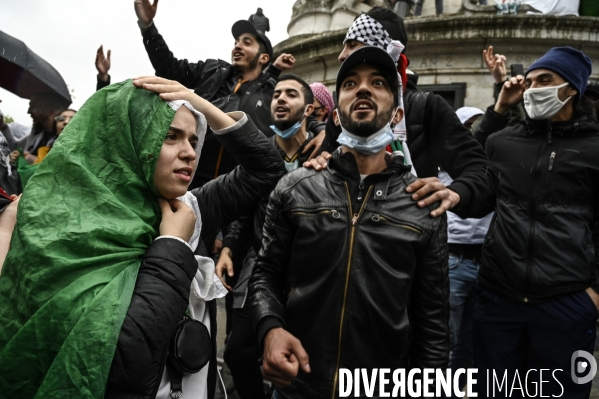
344, 13, 392, 49
309, 83, 335, 120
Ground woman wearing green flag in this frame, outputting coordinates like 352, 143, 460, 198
0, 76, 285, 398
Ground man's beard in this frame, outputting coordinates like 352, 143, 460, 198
338, 97, 393, 138
273, 106, 304, 131
232, 52, 260, 76
31, 119, 45, 134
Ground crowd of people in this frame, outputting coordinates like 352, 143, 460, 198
0, 1, 598, 399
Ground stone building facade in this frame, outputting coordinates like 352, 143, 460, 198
278, 0, 598, 110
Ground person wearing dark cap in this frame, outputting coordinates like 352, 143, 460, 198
471, 47, 599, 398
132, 0, 316, 190
249, 46, 449, 398
318, 6, 498, 223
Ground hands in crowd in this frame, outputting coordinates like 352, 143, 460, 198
406, 178, 461, 218
133, 76, 237, 130
9, 151, 19, 163
95, 45, 111, 82
483, 45, 507, 85
212, 237, 222, 255
23, 151, 37, 165
215, 247, 234, 291
303, 151, 332, 170
263, 327, 311, 388
157, 197, 196, 243
494, 75, 525, 116
301, 130, 326, 160
134, 0, 158, 27
273, 54, 296, 71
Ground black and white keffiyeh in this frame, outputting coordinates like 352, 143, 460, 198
344, 13, 416, 175
0, 132, 12, 176
344, 13, 392, 49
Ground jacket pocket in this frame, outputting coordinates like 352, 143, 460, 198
289, 209, 341, 219
370, 213, 423, 234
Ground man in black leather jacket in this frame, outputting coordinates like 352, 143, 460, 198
249, 47, 449, 399
131, 0, 323, 189
472, 47, 599, 398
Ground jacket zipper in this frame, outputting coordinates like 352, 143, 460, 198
331, 183, 373, 399
290, 209, 341, 218
525, 136, 549, 302
548, 151, 556, 171
371, 214, 423, 234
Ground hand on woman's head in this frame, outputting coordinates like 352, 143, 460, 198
157, 198, 196, 243
133, 76, 196, 104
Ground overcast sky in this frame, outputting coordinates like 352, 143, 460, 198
0, 0, 296, 125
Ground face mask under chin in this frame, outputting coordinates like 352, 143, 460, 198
271, 106, 308, 140
336, 107, 399, 155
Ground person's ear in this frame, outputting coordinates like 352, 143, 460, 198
333, 109, 340, 127
567, 85, 578, 98
304, 104, 314, 117
259, 54, 270, 66
391, 106, 403, 126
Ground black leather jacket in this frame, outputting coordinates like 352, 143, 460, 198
105, 114, 286, 399
474, 108, 599, 303
249, 151, 449, 399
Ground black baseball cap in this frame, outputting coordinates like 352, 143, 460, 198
231, 20, 273, 61
336, 46, 399, 102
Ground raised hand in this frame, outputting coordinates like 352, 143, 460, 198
494, 75, 525, 115
482, 45, 507, 85
95, 45, 111, 82
274, 54, 296, 71
134, 0, 159, 27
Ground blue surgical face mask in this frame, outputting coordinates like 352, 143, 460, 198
336, 108, 398, 155
270, 107, 307, 140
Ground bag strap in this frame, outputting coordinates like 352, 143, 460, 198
166, 358, 184, 399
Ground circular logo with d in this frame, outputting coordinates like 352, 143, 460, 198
571, 350, 597, 385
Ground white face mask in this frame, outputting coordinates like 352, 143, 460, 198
336, 108, 400, 155
523, 82, 571, 120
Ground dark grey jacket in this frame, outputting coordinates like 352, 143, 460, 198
474, 108, 599, 303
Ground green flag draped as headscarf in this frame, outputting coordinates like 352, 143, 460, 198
0, 80, 176, 397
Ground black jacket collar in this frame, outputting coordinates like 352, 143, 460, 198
329, 149, 411, 183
